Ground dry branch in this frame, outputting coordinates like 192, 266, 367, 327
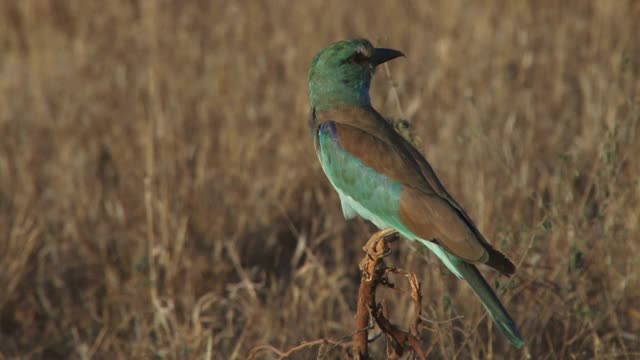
353, 229, 398, 358
248, 338, 350, 360
353, 229, 429, 360
248, 228, 430, 359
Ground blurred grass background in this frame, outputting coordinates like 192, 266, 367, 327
1, 1, 639, 359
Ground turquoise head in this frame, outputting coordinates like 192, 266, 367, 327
308, 39, 404, 111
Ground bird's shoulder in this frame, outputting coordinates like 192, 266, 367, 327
313, 106, 439, 194
314, 105, 388, 139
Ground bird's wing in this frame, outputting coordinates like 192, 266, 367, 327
314, 106, 515, 274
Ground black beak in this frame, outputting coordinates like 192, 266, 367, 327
370, 48, 405, 66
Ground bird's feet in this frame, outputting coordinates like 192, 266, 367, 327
359, 229, 399, 279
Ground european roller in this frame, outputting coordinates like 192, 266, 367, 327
308, 38, 524, 348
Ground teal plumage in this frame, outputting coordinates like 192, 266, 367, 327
318, 122, 403, 228
308, 39, 524, 348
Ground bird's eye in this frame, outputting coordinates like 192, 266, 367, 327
347, 52, 369, 65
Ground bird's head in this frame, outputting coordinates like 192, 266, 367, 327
309, 38, 404, 111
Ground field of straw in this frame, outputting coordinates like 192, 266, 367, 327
1, 1, 639, 359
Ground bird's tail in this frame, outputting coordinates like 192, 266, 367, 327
456, 260, 524, 348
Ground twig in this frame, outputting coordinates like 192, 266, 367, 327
382, 63, 405, 119
372, 303, 426, 360
249, 228, 431, 359
353, 228, 430, 360
353, 229, 399, 359
248, 338, 347, 360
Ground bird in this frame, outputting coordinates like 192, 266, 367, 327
307, 38, 524, 348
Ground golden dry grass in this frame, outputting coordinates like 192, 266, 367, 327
1, 1, 639, 359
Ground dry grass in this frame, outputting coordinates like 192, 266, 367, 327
1, 1, 639, 359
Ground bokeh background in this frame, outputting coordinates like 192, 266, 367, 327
1, 1, 639, 359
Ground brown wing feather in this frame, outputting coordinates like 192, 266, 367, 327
399, 187, 488, 263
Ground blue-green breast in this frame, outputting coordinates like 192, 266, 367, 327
317, 122, 407, 231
